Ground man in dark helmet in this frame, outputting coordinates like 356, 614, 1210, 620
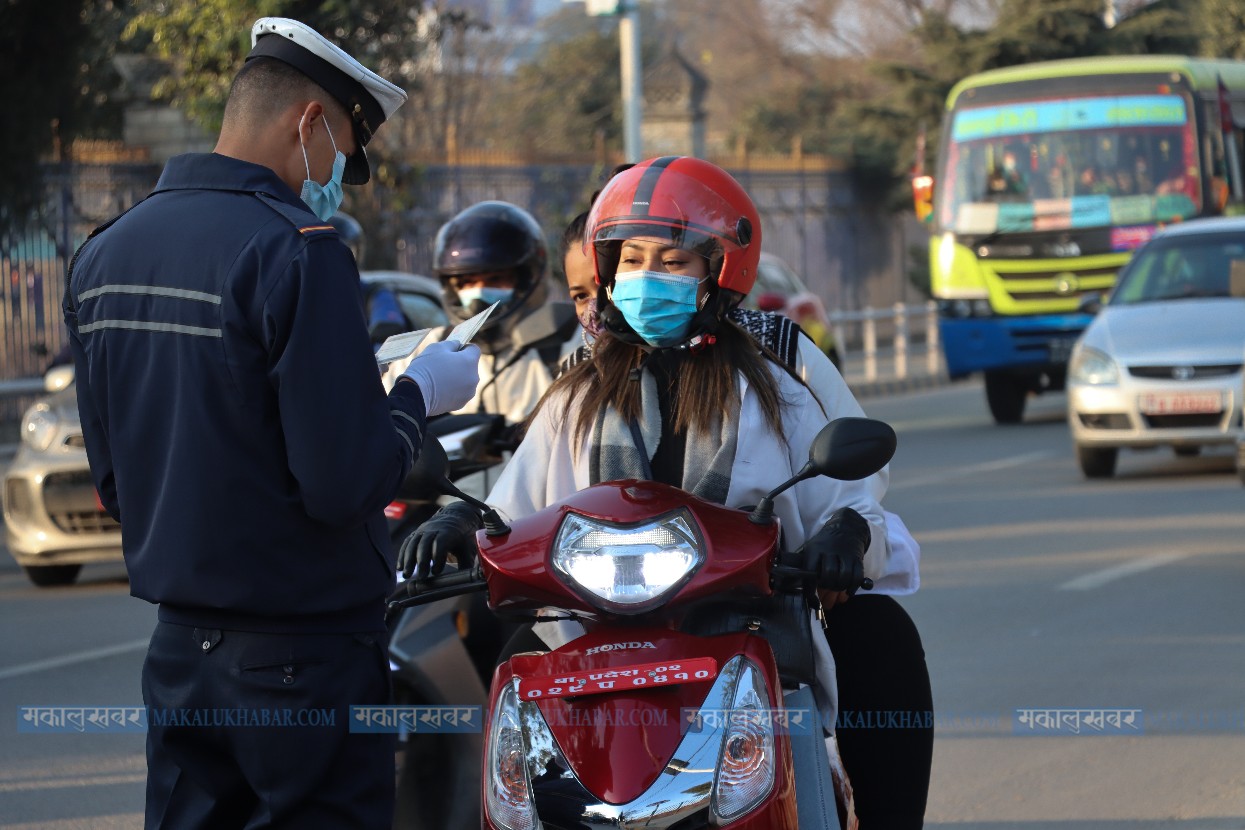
383, 201, 578, 426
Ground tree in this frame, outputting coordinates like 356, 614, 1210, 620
0, 0, 127, 232
1199, 0, 1245, 58
501, 15, 625, 154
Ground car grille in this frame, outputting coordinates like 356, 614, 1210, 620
41, 471, 120, 535
1143, 414, 1224, 429
1128, 364, 1242, 380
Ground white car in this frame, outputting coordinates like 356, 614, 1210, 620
1067, 216, 1245, 479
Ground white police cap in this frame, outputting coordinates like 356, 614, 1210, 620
248, 17, 408, 185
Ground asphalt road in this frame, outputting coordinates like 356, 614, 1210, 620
1, 380, 1243, 829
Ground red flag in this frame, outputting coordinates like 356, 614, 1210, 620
1219, 75, 1234, 133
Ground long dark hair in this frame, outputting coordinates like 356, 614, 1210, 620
534, 320, 801, 450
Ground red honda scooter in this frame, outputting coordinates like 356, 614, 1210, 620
388, 417, 895, 830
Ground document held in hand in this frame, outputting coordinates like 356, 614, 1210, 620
374, 302, 500, 367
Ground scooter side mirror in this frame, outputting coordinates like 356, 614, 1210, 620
405, 431, 512, 537
748, 417, 897, 525
406, 433, 453, 496
805, 417, 897, 481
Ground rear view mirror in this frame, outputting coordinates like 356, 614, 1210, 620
806, 417, 898, 481
749, 417, 897, 524
402, 433, 452, 499
44, 365, 75, 393
1076, 292, 1104, 315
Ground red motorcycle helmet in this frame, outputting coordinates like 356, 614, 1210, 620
585, 156, 762, 305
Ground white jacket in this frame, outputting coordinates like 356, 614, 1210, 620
484, 335, 918, 728
488, 335, 916, 591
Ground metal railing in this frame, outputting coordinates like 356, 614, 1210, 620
830, 300, 943, 383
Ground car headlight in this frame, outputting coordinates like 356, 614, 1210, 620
20, 403, 59, 452
551, 509, 703, 613
711, 659, 776, 822
1069, 346, 1119, 385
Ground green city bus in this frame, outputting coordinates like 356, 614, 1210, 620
915, 56, 1245, 422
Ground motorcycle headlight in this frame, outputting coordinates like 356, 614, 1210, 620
711, 659, 776, 822
1069, 346, 1119, 385
20, 403, 59, 452
484, 681, 538, 830
551, 509, 703, 613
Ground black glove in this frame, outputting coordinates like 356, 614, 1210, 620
397, 501, 483, 581
797, 506, 871, 595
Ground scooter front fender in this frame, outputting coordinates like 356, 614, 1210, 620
483, 627, 799, 828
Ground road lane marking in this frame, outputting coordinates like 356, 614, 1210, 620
0, 638, 149, 681
0, 772, 146, 793
1058, 551, 1192, 591
891, 450, 1055, 490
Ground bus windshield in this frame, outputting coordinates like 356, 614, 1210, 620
937, 92, 1200, 236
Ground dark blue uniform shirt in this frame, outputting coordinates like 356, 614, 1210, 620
64, 153, 427, 632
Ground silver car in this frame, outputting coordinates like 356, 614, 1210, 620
1067, 217, 1245, 479
2, 366, 121, 586
2, 271, 448, 587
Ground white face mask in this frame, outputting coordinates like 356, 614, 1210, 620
299, 115, 345, 222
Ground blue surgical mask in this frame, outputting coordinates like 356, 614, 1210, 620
608, 269, 704, 347
458, 286, 514, 309
299, 115, 345, 222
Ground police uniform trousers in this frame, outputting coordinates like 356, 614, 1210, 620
142, 621, 395, 830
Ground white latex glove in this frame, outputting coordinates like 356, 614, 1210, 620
399, 341, 482, 416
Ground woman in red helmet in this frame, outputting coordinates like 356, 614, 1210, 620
405, 157, 929, 826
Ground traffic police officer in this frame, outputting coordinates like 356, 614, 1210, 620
63, 18, 481, 829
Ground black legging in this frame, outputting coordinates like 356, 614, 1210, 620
824, 594, 933, 829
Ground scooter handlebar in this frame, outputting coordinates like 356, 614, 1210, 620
385, 567, 487, 616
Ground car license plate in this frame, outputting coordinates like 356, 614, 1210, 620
1137, 392, 1223, 415
517, 657, 718, 701
1048, 337, 1076, 363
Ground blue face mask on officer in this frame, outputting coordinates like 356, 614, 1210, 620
609, 269, 708, 347
299, 114, 345, 222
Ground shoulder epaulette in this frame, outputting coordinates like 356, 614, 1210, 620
728, 308, 800, 370
255, 193, 339, 239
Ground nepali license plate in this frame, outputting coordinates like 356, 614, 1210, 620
1138, 392, 1223, 415
1048, 337, 1076, 363
517, 657, 718, 701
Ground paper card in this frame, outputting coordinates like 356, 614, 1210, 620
374, 328, 433, 367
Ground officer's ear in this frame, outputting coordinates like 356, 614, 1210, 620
295, 101, 326, 143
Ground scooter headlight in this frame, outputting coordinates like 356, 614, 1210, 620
551, 509, 703, 613
484, 681, 539, 830
711, 659, 776, 822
